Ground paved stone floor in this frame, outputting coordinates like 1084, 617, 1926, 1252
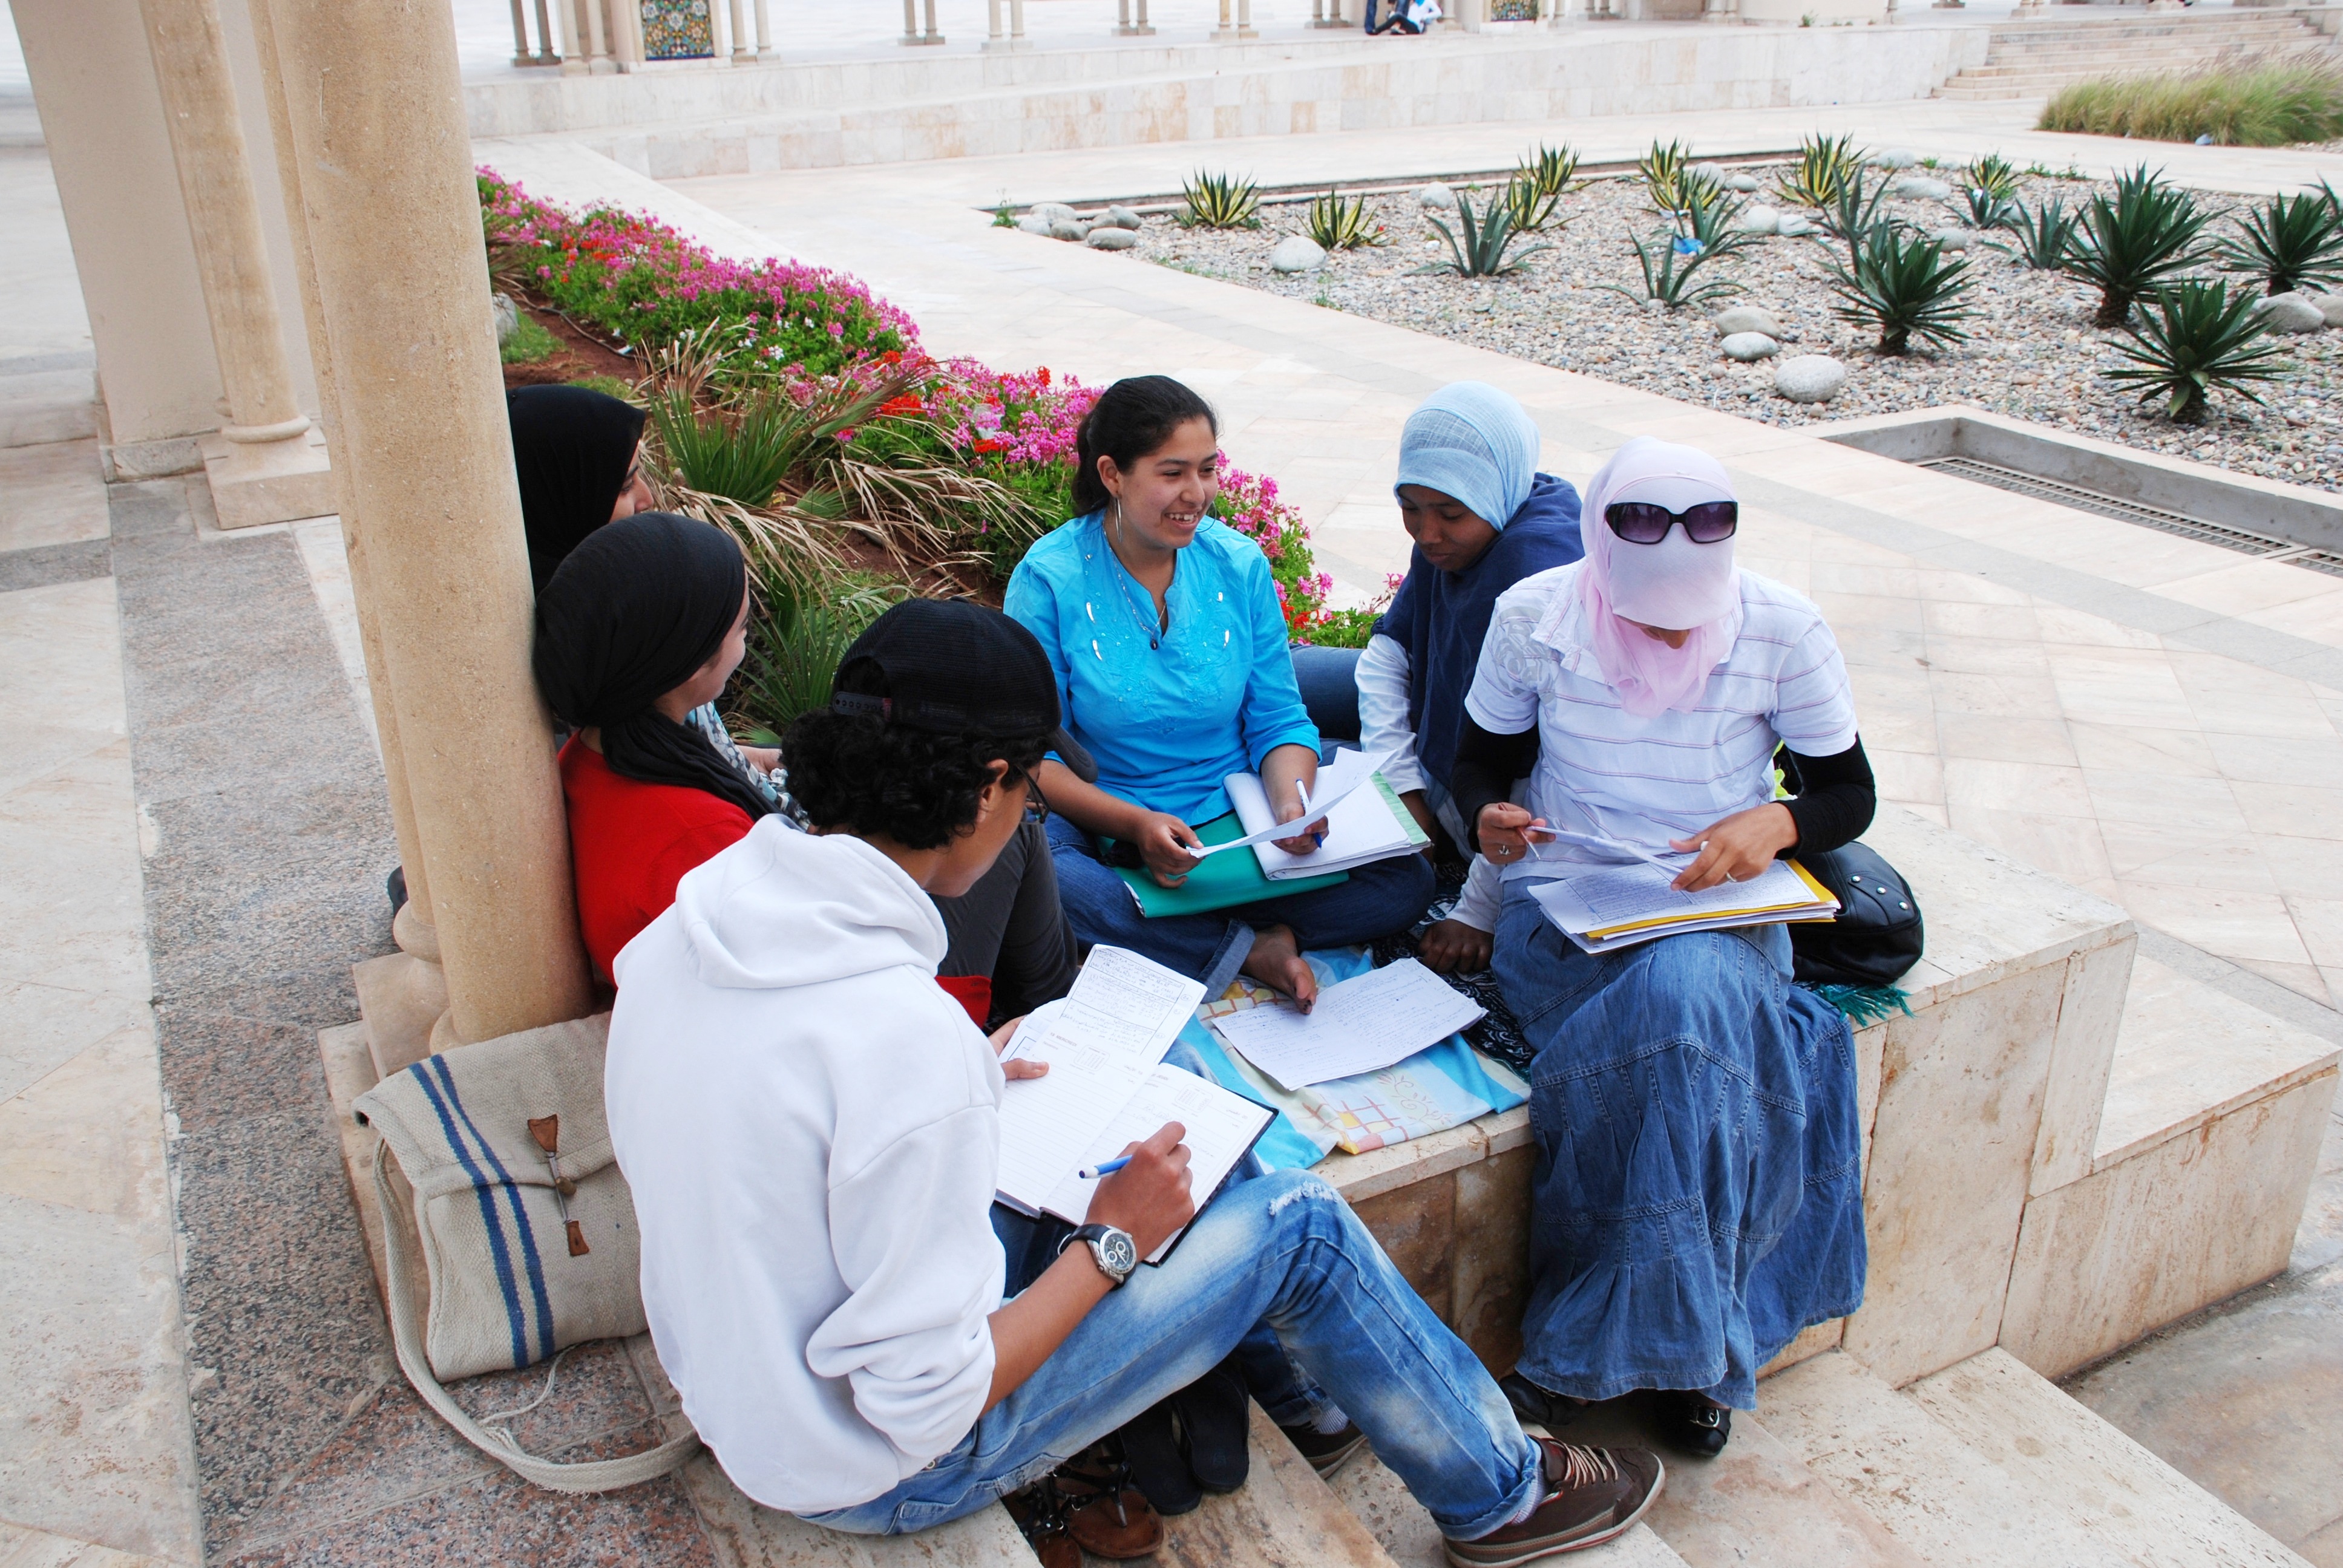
1, 76, 2339, 1566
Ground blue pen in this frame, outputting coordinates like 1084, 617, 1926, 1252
1299, 778, 1326, 849
1078, 1154, 1133, 1181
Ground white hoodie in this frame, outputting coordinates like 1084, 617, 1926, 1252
606, 817, 1008, 1515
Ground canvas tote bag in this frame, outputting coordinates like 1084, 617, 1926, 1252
353, 1012, 700, 1492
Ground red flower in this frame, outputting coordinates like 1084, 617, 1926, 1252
882, 350, 903, 365
972, 438, 1007, 455
1037, 367, 1052, 387
877, 394, 924, 417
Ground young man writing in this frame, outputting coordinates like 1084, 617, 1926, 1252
604, 599, 1662, 1563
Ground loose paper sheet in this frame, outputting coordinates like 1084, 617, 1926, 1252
1002, 945, 1204, 1067
1529, 859, 1832, 939
1187, 748, 1392, 858
1209, 958, 1486, 1090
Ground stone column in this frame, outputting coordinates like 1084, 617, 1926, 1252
727, 0, 753, 60
138, 0, 339, 530
903, 0, 945, 44
508, 0, 532, 62
754, 0, 775, 57
255, 0, 596, 1048
585, 0, 615, 73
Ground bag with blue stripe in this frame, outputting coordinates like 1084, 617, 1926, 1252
353, 1012, 700, 1491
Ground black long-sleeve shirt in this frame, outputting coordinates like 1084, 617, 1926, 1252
1448, 716, 1876, 858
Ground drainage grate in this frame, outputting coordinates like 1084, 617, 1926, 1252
1915, 456, 2343, 577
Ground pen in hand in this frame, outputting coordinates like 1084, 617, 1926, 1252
1298, 778, 1325, 850
1077, 1154, 1133, 1181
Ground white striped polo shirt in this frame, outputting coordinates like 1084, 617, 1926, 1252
1464, 563, 1860, 879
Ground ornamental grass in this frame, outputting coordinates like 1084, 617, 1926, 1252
2039, 54, 2343, 148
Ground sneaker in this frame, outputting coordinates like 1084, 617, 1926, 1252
1656, 1391, 1732, 1459
1442, 1437, 1665, 1567
1280, 1419, 1369, 1482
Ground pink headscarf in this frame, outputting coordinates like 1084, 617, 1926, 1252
1576, 437, 1743, 719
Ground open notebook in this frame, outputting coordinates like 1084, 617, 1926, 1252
995, 947, 1272, 1263
1530, 858, 1839, 955
1224, 748, 1428, 881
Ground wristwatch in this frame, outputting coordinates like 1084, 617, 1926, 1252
1059, 1223, 1139, 1288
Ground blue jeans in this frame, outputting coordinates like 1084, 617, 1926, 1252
1493, 884, 1866, 1411
807, 1169, 1539, 1540
1288, 644, 1363, 743
1045, 812, 1435, 998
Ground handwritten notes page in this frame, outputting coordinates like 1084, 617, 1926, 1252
1039, 1065, 1273, 1260
1193, 748, 1392, 860
1208, 958, 1485, 1091
993, 946, 1211, 1215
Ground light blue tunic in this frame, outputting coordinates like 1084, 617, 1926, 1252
1004, 512, 1319, 823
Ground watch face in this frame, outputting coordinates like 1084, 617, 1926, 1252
1100, 1231, 1138, 1275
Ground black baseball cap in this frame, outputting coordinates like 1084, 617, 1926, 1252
830, 598, 1098, 783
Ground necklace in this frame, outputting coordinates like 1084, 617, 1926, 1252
1107, 501, 1168, 652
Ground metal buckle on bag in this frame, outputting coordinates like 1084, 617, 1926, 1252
527, 1114, 590, 1256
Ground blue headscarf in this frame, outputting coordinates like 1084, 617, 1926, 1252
1375, 385, 1583, 809
1391, 382, 1541, 531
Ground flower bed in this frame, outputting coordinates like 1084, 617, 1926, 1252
475, 169, 1365, 641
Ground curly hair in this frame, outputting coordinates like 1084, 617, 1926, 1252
782, 709, 1048, 851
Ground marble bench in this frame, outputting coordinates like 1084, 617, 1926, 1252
1322, 803, 2338, 1392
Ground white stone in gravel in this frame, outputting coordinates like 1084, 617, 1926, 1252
1015, 215, 1053, 235
1931, 227, 1979, 251
1727, 173, 1761, 193
1893, 176, 1954, 201
1777, 214, 1815, 238
1693, 162, 1728, 185
1049, 218, 1090, 242
1872, 149, 1918, 170
1721, 332, 1780, 362
1270, 234, 1328, 273
1732, 205, 1780, 236
1104, 206, 1144, 229
2255, 292, 2328, 333
1086, 227, 1139, 250
1712, 305, 1784, 339
1775, 354, 1847, 403
1031, 201, 1077, 223
1418, 183, 1458, 210
2315, 293, 2343, 328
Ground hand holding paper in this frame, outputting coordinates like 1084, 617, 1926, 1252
1186, 750, 1391, 859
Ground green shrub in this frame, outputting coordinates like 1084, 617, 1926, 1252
2039, 56, 2343, 146
1418, 194, 1554, 278
565, 374, 638, 402
2102, 278, 2292, 423
1299, 606, 1384, 650
1827, 226, 1974, 356
1777, 132, 1865, 210
1953, 184, 2022, 234
1601, 229, 1742, 312
499, 315, 560, 365
737, 565, 904, 737
2062, 166, 2214, 327
1965, 153, 2022, 205
1178, 170, 1262, 229
1306, 188, 1383, 250
1637, 139, 1709, 215
1500, 173, 1563, 235
2217, 189, 2343, 295
2011, 195, 2082, 270
1516, 143, 1582, 201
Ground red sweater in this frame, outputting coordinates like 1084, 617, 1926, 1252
560, 739, 752, 987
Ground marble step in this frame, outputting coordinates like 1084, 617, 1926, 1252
1761, 1349, 2309, 1568
1328, 1444, 1686, 1568
1160, 1403, 1404, 1568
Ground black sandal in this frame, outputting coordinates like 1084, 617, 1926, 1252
1658, 1390, 1732, 1459
1500, 1371, 1590, 1429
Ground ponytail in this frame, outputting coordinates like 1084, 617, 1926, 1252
1070, 375, 1218, 517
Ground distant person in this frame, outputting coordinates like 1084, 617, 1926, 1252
1004, 376, 1434, 1010
1355, 381, 1584, 974
1453, 437, 1872, 1459
603, 596, 1666, 1559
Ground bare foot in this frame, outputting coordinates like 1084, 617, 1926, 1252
1242, 923, 1318, 1011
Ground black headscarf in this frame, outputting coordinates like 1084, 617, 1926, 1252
532, 511, 771, 822
509, 385, 649, 592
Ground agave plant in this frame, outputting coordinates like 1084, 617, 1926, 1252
1777, 132, 1866, 210
1178, 169, 1262, 229
1516, 143, 1582, 201
2217, 189, 2343, 296
2062, 165, 2213, 327
1306, 186, 1383, 250
2011, 195, 2082, 270
1638, 139, 1711, 215
1952, 184, 2022, 234
1826, 225, 1974, 355
1674, 181, 1765, 264
1820, 166, 1901, 262
1418, 193, 1553, 278
1964, 153, 2022, 205
737, 563, 905, 734
2102, 278, 2291, 424
1599, 228, 1742, 312
1501, 172, 1563, 234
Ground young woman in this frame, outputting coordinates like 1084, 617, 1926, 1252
602, 597, 1662, 1557
1452, 437, 1872, 1459
510, 384, 655, 593
1357, 382, 1584, 975
1004, 376, 1434, 1008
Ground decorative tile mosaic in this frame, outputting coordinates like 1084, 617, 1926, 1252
640, 0, 715, 59
1487, 0, 1539, 19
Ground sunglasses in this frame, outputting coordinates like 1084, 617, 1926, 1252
1022, 772, 1051, 826
1604, 500, 1738, 546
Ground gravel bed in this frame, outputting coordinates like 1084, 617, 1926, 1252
1090, 169, 2343, 492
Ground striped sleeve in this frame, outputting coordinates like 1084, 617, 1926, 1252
1770, 612, 1858, 757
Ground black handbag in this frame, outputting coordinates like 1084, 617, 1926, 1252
1790, 840, 1924, 988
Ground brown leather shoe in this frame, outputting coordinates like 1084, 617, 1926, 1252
1054, 1446, 1167, 1560
1441, 1437, 1664, 1567
1001, 1480, 1082, 1568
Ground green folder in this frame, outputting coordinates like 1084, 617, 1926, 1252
1110, 811, 1349, 918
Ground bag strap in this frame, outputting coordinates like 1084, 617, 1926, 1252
373, 1141, 701, 1493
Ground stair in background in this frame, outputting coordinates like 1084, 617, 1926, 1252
1935, 9, 2336, 100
